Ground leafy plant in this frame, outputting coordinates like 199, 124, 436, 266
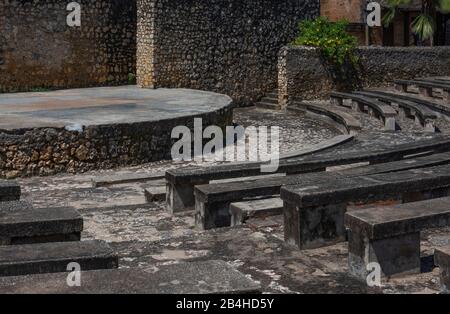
128, 73, 136, 85
292, 17, 358, 67
383, 0, 450, 44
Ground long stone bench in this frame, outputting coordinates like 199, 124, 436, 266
0, 240, 118, 277
354, 91, 438, 132
435, 246, 450, 293
0, 181, 20, 202
168, 135, 450, 213
394, 79, 450, 101
280, 164, 450, 250
195, 152, 450, 229
293, 103, 362, 135
0, 260, 260, 294
345, 197, 450, 280
366, 90, 450, 117
330, 92, 397, 130
0, 201, 83, 245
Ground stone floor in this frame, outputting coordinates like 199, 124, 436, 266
13, 106, 450, 294
0, 86, 231, 130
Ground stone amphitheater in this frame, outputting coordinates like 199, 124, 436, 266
1, 77, 450, 294
1, 0, 450, 296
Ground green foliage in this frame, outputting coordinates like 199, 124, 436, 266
383, 0, 450, 41
292, 17, 358, 67
128, 73, 136, 85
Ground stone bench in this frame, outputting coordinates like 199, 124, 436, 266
366, 90, 450, 117
0, 201, 83, 245
354, 91, 438, 132
195, 152, 450, 229
230, 197, 283, 226
0, 181, 20, 202
394, 79, 450, 101
0, 260, 261, 294
345, 197, 450, 280
292, 103, 362, 135
167, 135, 450, 213
0, 240, 118, 277
280, 164, 450, 250
330, 92, 397, 130
435, 246, 450, 293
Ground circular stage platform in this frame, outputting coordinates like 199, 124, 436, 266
0, 86, 233, 178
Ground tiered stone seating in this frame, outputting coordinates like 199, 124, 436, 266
345, 197, 450, 279
330, 92, 397, 130
0, 180, 118, 277
280, 164, 450, 249
194, 152, 450, 229
354, 90, 438, 132
394, 79, 450, 101
167, 135, 450, 213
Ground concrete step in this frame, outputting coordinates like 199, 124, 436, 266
0, 240, 118, 277
230, 197, 283, 226
0, 260, 260, 294
0, 181, 20, 202
0, 202, 83, 245
92, 172, 165, 187
144, 186, 166, 202
260, 96, 278, 104
266, 92, 278, 99
255, 101, 282, 110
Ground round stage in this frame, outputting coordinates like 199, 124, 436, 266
0, 86, 233, 178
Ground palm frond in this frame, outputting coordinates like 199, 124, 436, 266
411, 14, 435, 40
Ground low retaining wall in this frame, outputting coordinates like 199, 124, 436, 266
0, 108, 232, 179
278, 46, 450, 105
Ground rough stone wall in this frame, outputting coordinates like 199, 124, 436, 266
0, 0, 137, 92
137, 0, 319, 106
278, 46, 450, 104
0, 107, 233, 179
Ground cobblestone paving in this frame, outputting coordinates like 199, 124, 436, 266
14, 105, 450, 294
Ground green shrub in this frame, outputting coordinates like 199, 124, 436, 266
128, 73, 136, 85
292, 17, 358, 67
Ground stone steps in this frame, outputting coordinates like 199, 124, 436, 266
0, 201, 83, 245
255, 90, 281, 110
0, 260, 260, 294
0, 240, 118, 277
92, 172, 165, 187
144, 185, 166, 202
230, 197, 283, 226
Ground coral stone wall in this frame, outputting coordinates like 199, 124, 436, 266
137, 0, 319, 106
0, 107, 233, 179
278, 46, 450, 105
0, 0, 137, 92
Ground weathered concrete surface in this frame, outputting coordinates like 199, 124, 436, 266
0, 204, 82, 245
230, 198, 283, 226
12, 152, 450, 293
0, 260, 261, 294
0, 86, 232, 130
0, 240, 118, 277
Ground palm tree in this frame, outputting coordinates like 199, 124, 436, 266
383, 0, 450, 45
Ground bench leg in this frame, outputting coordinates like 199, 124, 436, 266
435, 251, 450, 294
419, 87, 433, 98
384, 117, 396, 131
284, 201, 347, 250
167, 182, 198, 213
195, 200, 231, 230
444, 90, 450, 104
395, 83, 407, 93
348, 230, 421, 281
424, 120, 436, 133
330, 97, 342, 106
